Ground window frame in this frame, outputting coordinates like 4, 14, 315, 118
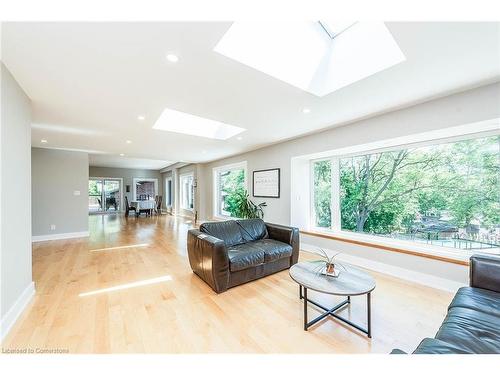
165, 177, 173, 207
310, 157, 334, 230
179, 172, 194, 211
212, 161, 248, 220
309, 130, 500, 258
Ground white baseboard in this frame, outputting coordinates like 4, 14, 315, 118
300, 243, 465, 293
1, 282, 35, 342
32, 231, 89, 242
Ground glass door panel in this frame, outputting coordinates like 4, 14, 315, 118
104, 179, 121, 212
89, 179, 103, 212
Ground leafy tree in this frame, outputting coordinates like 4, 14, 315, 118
340, 149, 440, 232
88, 180, 100, 195
313, 160, 331, 227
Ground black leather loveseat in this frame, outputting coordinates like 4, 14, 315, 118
187, 219, 299, 293
392, 253, 500, 354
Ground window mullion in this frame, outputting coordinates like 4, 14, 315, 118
331, 157, 341, 231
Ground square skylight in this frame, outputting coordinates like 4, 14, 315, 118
214, 21, 406, 97
152, 108, 246, 140
318, 20, 357, 39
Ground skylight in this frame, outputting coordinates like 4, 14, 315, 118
214, 21, 406, 97
152, 108, 246, 140
318, 20, 357, 39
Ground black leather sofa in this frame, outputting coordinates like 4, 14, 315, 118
392, 253, 500, 354
187, 219, 299, 293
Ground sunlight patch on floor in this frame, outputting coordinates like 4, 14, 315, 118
89, 243, 150, 252
79, 275, 173, 297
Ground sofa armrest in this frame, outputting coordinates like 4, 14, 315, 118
265, 223, 300, 265
389, 349, 407, 354
470, 254, 500, 293
187, 229, 230, 293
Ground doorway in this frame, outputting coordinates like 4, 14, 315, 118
132, 178, 158, 201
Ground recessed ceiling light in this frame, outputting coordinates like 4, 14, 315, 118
41, 139, 48, 143
236, 136, 243, 141
119, 153, 125, 156
126, 140, 132, 144
166, 54, 179, 63
302, 108, 311, 114
137, 115, 145, 121
153, 108, 246, 140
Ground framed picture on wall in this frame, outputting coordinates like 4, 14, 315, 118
253, 168, 280, 198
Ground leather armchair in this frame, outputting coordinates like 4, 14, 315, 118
470, 253, 500, 293
187, 219, 300, 293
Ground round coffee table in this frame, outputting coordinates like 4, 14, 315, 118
289, 260, 376, 337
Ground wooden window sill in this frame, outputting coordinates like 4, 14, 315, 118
300, 230, 470, 266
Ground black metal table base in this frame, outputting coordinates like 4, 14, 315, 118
299, 285, 372, 338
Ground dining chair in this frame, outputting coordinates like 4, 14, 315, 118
156, 195, 163, 215
124, 196, 136, 216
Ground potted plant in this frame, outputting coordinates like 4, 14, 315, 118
225, 189, 267, 219
310, 248, 346, 277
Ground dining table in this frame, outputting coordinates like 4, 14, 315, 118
130, 199, 155, 216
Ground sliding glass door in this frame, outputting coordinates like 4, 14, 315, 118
88, 178, 122, 214
89, 179, 103, 213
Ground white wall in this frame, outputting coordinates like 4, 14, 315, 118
32, 148, 89, 239
1, 63, 34, 339
195, 82, 500, 291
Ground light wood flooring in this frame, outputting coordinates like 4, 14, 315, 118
2, 214, 454, 353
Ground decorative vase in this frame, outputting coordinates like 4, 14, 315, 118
325, 262, 335, 274
320, 262, 340, 277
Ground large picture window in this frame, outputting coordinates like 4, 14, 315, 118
213, 162, 247, 218
312, 135, 500, 252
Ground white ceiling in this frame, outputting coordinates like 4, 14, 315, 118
2, 22, 499, 169
88, 154, 172, 170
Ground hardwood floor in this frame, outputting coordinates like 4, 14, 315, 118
2, 214, 454, 353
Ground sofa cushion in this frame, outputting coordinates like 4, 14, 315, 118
200, 220, 244, 247
413, 338, 472, 354
246, 239, 292, 262
236, 219, 268, 242
435, 306, 500, 354
449, 287, 500, 318
227, 244, 265, 272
